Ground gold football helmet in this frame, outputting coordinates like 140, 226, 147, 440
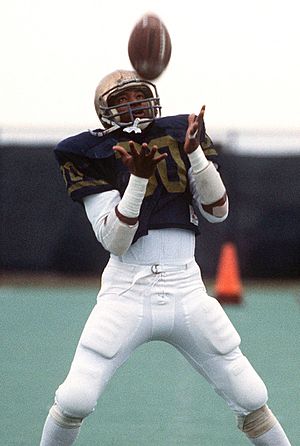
94, 70, 161, 128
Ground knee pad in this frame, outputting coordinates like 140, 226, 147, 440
55, 380, 98, 419
237, 405, 277, 438
49, 404, 83, 429
227, 355, 268, 412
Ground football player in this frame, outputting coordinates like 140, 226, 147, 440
40, 70, 291, 445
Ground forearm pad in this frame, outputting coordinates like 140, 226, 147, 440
117, 174, 148, 218
191, 161, 226, 204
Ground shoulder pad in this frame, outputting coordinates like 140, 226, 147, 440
55, 129, 120, 159
154, 115, 189, 142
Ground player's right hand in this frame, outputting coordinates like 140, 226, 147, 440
113, 141, 167, 179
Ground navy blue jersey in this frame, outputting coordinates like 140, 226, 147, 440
55, 114, 218, 242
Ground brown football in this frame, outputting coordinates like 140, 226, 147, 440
128, 13, 172, 80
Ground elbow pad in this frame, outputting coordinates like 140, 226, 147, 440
83, 190, 138, 256
199, 198, 229, 223
100, 210, 138, 256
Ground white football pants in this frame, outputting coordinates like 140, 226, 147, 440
54, 257, 268, 420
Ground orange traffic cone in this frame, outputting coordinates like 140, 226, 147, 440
214, 242, 243, 304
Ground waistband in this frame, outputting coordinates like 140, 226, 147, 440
108, 257, 196, 274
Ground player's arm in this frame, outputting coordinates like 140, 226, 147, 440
184, 106, 228, 223
82, 188, 138, 256
55, 149, 140, 256
112, 141, 167, 224
84, 141, 167, 256
83, 175, 147, 256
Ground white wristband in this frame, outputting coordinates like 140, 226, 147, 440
117, 174, 148, 218
187, 147, 209, 173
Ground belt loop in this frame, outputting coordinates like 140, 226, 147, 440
151, 264, 160, 274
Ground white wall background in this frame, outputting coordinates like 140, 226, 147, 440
1, 0, 300, 151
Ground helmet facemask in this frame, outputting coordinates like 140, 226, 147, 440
94, 70, 161, 129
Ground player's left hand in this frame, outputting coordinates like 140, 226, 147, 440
184, 105, 205, 154
113, 141, 167, 179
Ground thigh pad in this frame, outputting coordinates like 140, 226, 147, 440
79, 296, 143, 359
184, 295, 241, 355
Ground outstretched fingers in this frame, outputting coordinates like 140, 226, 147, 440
145, 144, 167, 164
113, 145, 131, 161
189, 105, 206, 139
183, 105, 206, 154
199, 105, 206, 119
153, 147, 168, 164
128, 140, 140, 158
197, 105, 205, 129
113, 141, 167, 178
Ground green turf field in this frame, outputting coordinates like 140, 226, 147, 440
1, 279, 299, 445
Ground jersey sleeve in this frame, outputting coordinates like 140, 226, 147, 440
55, 150, 116, 202
200, 133, 218, 159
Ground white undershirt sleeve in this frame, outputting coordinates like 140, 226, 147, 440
83, 175, 148, 256
83, 190, 139, 256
